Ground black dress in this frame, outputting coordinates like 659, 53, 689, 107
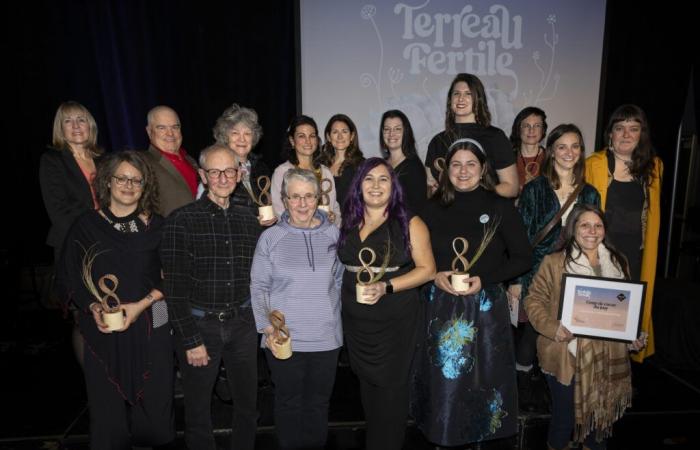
412, 188, 532, 446
605, 179, 644, 280
58, 210, 174, 447
393, 155, 428, 215
334, 162, 361, 209
339, 216, 419, 386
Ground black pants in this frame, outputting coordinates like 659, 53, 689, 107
265, 348, 340, 450
84, 325, 175, 450
175, 312, 258, 450
515, 321, 538, 366
545, 374, 606, 450
359, 379, 409, 450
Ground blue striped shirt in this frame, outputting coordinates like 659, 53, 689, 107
250, 211, 343, 352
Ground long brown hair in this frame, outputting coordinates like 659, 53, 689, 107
541, 124, 586, 190
559, 204, 630, 278
320, 114, 364, 175
445, 73, 491, 134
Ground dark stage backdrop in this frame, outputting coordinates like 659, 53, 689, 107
5, 1, 699, 272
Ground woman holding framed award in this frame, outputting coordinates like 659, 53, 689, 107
412, 139, 532, 448
524, 204, 647, 450
337, 157, 435, 450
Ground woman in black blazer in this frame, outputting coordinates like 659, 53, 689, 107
39, 101, 103, 368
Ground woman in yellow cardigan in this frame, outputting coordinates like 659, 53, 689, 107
585, 104, 662, 361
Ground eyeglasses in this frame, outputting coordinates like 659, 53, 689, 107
112, 176, 144, 188
382, 126, 403, 135
204, 167, 237, 179
521, 123, 544, 131
286, 193, 318, 204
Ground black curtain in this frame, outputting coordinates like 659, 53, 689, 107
8, 0, 296, 265
6, 1, 700, 285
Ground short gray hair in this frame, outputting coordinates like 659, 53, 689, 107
198, 143, 237, 168
280, 168, 319, 201
212, 103, 263, 147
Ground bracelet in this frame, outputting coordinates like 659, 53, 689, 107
145, 293, 155, 303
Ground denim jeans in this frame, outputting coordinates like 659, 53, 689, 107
175, 309, 258, 450
545, 374, 607, 450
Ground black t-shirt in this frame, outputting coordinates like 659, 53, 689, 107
425, 123, 515, 180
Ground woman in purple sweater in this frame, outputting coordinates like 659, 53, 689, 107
250, 168, 343, 450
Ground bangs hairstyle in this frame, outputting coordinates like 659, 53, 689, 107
558, 204, 630, 279
95, 150, 160, 216
338, 157, 411, 252
434, 139, 496, 207
320, 114, 365, 174
282, 115, 322, 169
445, 73, 491, 133
510, 106, 548, 149
212, 103, 263, 148
606, 104, 656, 186
51, 101, 102, 157
379, 109, 417, 158
541, 123, 586, 190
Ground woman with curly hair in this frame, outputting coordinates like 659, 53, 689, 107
59, 150, 175, 449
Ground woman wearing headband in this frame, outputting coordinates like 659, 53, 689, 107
508, 124, 599, 411
412, 138, 532, 448
424, 73, 518, 198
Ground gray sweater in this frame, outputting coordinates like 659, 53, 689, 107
250, 211, 343, 352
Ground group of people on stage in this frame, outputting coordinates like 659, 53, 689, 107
41, 71, 662, 450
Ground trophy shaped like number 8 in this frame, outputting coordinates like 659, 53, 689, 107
244, 175, 274, 221
450, 215, 501, 293
317, 178, 333, 214
81, 244, 125, 331
355, 241, 391, 304
267, 309, 292, 359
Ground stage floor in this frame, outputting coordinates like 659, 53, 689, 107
1, 303, 698, 449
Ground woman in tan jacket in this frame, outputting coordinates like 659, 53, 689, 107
525, 204, 646, 450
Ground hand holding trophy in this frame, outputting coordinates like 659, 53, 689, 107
267, 310, 292, 359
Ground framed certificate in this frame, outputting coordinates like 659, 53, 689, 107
558, 274, 646, 342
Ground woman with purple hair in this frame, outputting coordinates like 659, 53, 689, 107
337, 157, 435, 450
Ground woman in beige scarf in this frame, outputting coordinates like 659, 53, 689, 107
525, 204, 647, 450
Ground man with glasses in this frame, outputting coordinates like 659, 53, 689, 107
161, 144, 261, 450
145, 105, 198, 216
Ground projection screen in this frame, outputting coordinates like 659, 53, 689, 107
299, 0, 607, 158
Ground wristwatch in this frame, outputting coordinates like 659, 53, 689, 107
385, 280, 394, 294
